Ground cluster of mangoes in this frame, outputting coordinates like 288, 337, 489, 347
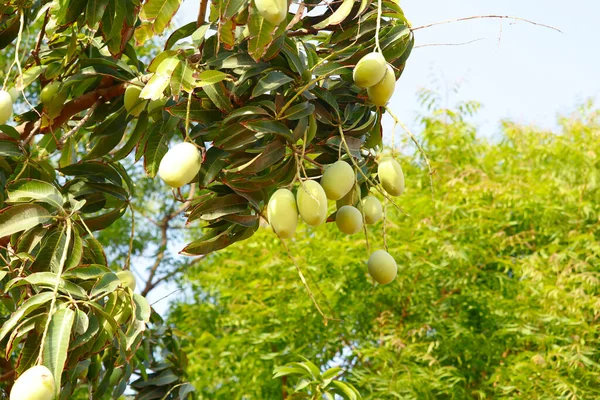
353, 52, 397, 107
268, 157, 404, 285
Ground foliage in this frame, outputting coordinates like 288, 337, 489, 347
0, 0, 413, 398
168, 100, 600, 399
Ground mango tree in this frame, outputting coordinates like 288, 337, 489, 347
0, 0, 413, 398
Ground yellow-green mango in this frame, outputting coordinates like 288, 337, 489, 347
0, 90, 13, 125
361, 196, 382, 224
255, 0, 288, 25
336, 183, 361, 209
368, 250, 397, 284
158, 142, 202, 188
267, 188, 298, 238
336, 205, 363, 235
10, 365, 55, 400
124, 84, 147, 117
320, 161, 355, 200
378, 156, 404, 196
40, 81, 61, 106
353, 52, 387, 88
296, 180, 328, 226
367, 64, 396, 106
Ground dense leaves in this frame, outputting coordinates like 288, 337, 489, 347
169, 102, 600, 398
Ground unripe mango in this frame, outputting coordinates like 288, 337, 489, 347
368, 64, 396, 106
47, 91, 68, 119
353, 52, 387, 88
267, 188, 298, 238
336, 205, 363, 235
337, 183, 361, 209
158, 142, 202, 188
296, 180, 328, 226
10, 365, 55, 400
8, 87, 19, 102
0, 90, 13, 125
368, 250, 397, 285
361, 196, 382, 224
116, 270, 136, 291
40, 81, 61, 106
255, 0, 288, 25
124, 84, 147, 117
378, 157, 404, 196
320, 161, 355, 200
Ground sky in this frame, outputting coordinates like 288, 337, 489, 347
176, 0, 600, 137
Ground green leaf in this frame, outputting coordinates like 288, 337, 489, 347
273, 366, 309, 379
0, 141, 22, 157
0, 204, 52, 238
86, 0, 110, 27
7, 179, 63, 210
43, 307, 75, 398
0, 292, 54, 343
16, 65, 44, 91
330, 380, 360, 400
204, 82, 233, 112
283, 102, 315, 121
166, 99, 222, 123
139, 0, 183, 34
181, 224, 257, 255
251, 71, 293, 98
90, 272, 120, 298
31, 228, 67, 273
171, 60, 196, 94
244, 120, 293, 142
143, 123, 172, 178
113, 113, 148, 161
196, 70, 229, 88
188, 194, 249, 222
247, 6, 277, 61
0, 124, 20, 140
165, 21, 197, 50
198, 147, 227, 187
225, 140, 286, 174
133, 294, 151, 323
313, 0, 355, 29
81, 205, 127, 232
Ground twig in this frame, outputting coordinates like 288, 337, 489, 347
414, 38, 485, 49
286, 2, 306, 31
278, 237, 335, 326
411, 15, 562, 34
150, 288, 183, 306
32, 9, 50, 65
385, 106, 435, 200
56, 101, 99, 149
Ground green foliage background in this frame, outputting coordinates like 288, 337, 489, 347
168, 99, 600, 399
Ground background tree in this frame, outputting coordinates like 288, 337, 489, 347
169, 98, 600, 399
0, 0, 414, 398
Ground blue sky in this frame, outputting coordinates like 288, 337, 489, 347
176, 0, 599, 137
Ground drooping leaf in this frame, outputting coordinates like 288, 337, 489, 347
43, 307, 75, 398
0, 204, 52, 238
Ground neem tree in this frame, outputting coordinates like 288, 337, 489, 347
0, 0, 413, 398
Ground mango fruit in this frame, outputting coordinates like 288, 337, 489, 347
255, 0, 288, 25
124, 83, 148, 117
116, 270, 136, 291
336, 205, 363, 235
158, 142, 202, 188
10, 365, 55, 400
353, 52, 387, 88
40, 81, 61, 106
337, 183, 361, 209
0, 90, 12, 124
267, 188, 298, 238
320, 161, 355, 200
378, 156, 404, 196
296, 180, 328, 226
368, 64, 396, 106
368, 250, 397, 284
361, 196, 382, 224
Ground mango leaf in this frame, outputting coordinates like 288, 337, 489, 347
330, 380, 360, 400
165, 21, 197, 50
0, 124, 20, 140
0, 204, 52, 238
43, 307, 75, 398
143, 120, 174, 178
171, 60, 196, 94
81, 205, 127, 232
15, 65, 44, 91
30, 228, 67, 273
247, 6, 277, 61
224, 0, 247, 18
188, 194, 249, 222
0, 292, 53, 343
225, 140, 286, 174
166, 99, 222, 123
86, 0, 110, 27
0, 141, 22, 157
90, 272, 120, 298
204, 82, 233, 112
251, 71, 293, 98
198, 147, 227, 187
196, 70, 229, 87
283, 102, 315, 121
133, 294, 151, 323
244, 120, 293, 142
7, 179, 63, 210
181, 224, 257, 255
314, 0, 355, 29
139, 0, 183, 34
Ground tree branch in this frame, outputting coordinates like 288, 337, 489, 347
411, 15, 562, 33
56, 101, 100, 149
197, 0, 209, 28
